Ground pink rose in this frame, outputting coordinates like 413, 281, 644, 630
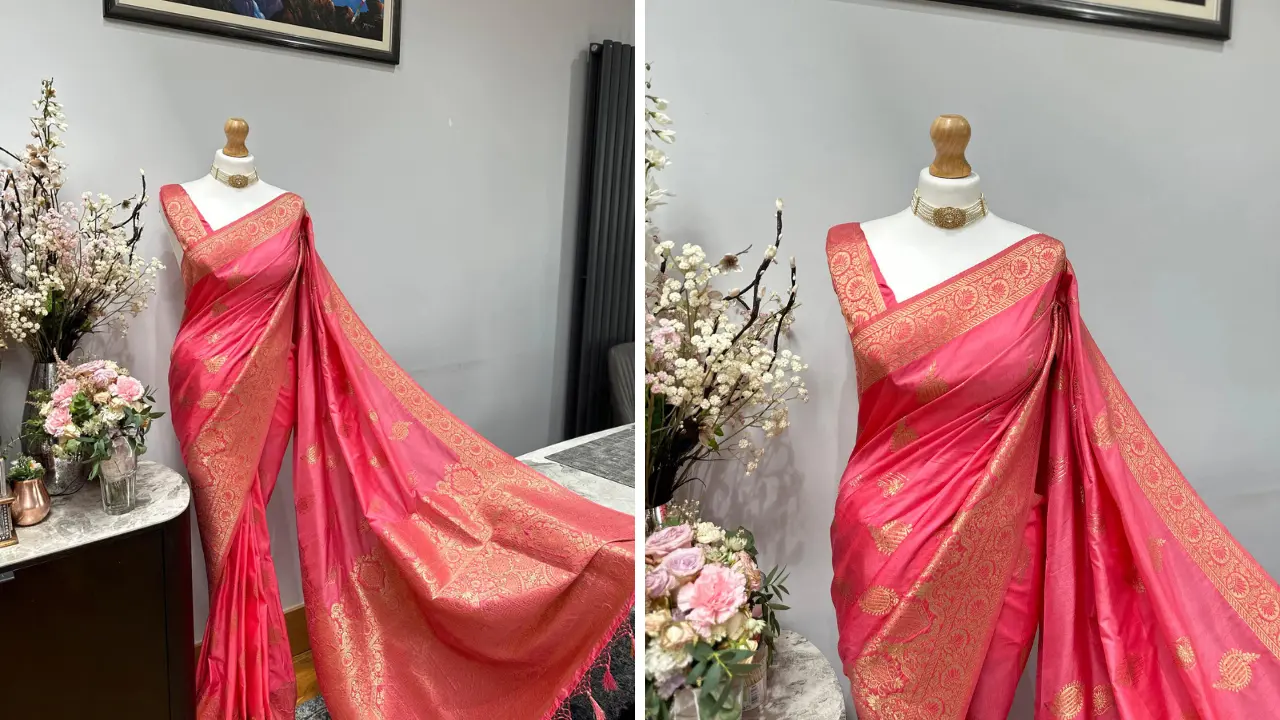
645, 524, 693, 559
646, 567, 676, 598
677, 564, 747, 632
661, 547, 705, 579
111, 375, 144, 403
74, 360, 106, 373
91, 368, 119, 387
733, 551, 763, 591
51, 379, 78, 408
44, 406, 72, 437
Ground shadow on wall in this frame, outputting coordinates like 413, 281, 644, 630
690, 436, 809, 575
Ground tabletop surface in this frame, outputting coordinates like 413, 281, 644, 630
0, 461, 190, 572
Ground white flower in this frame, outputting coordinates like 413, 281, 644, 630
694, 521, 724, 545
645, 644, 692, 682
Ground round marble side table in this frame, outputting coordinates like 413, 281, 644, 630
751, 631, 846, 720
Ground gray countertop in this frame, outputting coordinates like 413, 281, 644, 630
519, 424, 634, 516
753, 631, 846, 720
0, 461, 190, 571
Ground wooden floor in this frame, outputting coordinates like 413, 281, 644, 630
294, 650, 321, 706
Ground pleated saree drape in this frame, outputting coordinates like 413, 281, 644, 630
826, 223, 1280, 720
162, 185, 634, 720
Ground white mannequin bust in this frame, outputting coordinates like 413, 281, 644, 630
860, 116, 1038, 302
170, 119, 288, 260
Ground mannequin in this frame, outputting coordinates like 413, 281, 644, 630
170, 118, 288, 260
861, 114, 1038, 302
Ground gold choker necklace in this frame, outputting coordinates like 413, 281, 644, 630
911, 190, 987, 230
210, 164, 259, 189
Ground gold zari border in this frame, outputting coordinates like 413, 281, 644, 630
852, 236, 1064, 394
1084, 329, 1280, 660
826, 225, 887, 335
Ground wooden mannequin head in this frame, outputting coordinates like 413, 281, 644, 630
222, 118, 250, 158
929, 114, 972, 179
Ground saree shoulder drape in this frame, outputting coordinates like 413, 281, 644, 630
825, 222, 1280, 720
161, 185, 635, 720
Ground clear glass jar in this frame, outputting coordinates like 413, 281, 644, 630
99, 434, 137, 515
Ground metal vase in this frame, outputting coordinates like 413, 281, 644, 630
43, 453, 88, 496
21, 362, 58, 455
11, 477, 51, 526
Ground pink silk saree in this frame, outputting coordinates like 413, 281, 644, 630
825, 223, 1280, 720
160, 185, 635, 720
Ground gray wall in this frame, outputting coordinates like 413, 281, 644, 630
1, 0, 632, 639
648, 0, 1280, 716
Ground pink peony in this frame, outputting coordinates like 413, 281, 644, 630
111, 375, 144, 403
646, 567, 677, 598
677, 564, 747, 632
51, 379, 79, 408
661, 547, 705, 578
645, 524, 693, 559
43, 406, 72, 437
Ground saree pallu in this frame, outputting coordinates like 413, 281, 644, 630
826, 223, 1280, 720
161, 185, 635, 720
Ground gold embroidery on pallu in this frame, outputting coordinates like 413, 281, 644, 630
916, 361, 949, 404
1085, 330, 1280, 660
1049, 455, 1069, 486
1091, 683, 1115, 716
869, 520, 912, 555
889, 420, 917, 451
858, 586, 900, 616
851, 236, 1065, 394
1212, 649, 1260, 692
1150, 537, 1167, 574
1174, 637, 1196, 669
186, 193, 305, 286
826, 225, 886, 334
203, 355, 227, 373
1114, 652, 1147, 687
1050, 680, 1085, 718
851, 322, 1056, 719
877, 472, 907, 497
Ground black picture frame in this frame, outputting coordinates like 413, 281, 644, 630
104, 0, 402, 65
923, 0, 1231, 40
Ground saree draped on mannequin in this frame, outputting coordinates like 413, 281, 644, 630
160, 185, 635, 720
825, 223, 1280, 720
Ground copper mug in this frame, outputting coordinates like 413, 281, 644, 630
11, 477, 51, 526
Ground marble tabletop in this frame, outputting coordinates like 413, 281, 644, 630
751, 631, 846, 720
0, 461, 190, 572
518, 424, 634, 516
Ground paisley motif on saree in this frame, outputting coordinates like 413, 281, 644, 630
826, 223, 1280, 720
163, 185, 634, 720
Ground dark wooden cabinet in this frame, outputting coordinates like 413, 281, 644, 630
0, 509, 194, 719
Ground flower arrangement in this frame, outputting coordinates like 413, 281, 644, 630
644, 502, 789, 720
0, 79, 163, 360
25, 359, 163, 478
644, 72, 807, 511
6, 455, 43, 482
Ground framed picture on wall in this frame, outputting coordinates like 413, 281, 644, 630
104, 0, 402, 64
924, 0, 1231, 40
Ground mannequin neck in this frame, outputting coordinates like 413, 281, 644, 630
914, 167, 983, 209
211, 150, 257, 179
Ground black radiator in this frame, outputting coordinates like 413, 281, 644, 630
564, 40, 636, 439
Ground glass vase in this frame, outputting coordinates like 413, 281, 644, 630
21, 362, 57, 455
99, 435, 137, 515
43, 452, 88, 496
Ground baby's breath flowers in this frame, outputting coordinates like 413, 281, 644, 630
0, 79, 163, 360
644, 74, 807, 511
